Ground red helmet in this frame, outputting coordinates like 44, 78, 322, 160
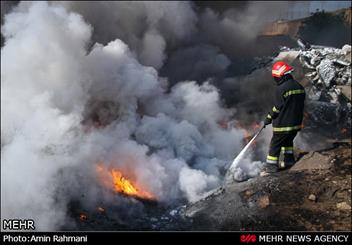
271, 61, 294, 77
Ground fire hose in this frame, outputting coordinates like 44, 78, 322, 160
224, 125, 265, 184
200, 125, 265, 200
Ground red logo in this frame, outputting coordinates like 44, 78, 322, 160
241, 234, 256, 243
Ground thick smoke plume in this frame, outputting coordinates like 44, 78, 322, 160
1, 1, 300, 230
55, 1, 198, 70
1, 1, 292, 120
1, 1, 267, 230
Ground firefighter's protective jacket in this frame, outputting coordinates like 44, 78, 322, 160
266, 76, 305, 133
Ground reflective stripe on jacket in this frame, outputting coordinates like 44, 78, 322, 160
266, 77, 305, 133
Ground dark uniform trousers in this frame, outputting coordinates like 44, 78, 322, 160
267, 132, 297, 169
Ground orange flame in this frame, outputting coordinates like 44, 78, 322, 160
96, 164, 155, 200
79, 213, 87, 221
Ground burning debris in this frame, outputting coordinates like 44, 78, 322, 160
96, 164, 155, 201
79, 213, 88, 221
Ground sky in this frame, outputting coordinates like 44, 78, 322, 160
279, 1, 351, 20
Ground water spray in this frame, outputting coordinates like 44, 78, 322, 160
224, 125, 265, 184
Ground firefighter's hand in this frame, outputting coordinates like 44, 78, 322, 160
263, 117, 272, 128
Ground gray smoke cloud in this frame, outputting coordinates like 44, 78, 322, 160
54, 1, 197, 70
1, 1, 260, 231
2, 1, 307, 231
51, 1, 290, 75
1, 1, 293, 120
221, 68, 276, 124
198, 2, 290, 58
161, 44, 231, 85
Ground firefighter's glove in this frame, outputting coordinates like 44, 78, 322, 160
263, 117, 272, 128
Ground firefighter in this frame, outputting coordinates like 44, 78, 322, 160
261, 61, 305, 175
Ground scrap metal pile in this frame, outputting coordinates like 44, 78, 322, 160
250, 40, 351, 136
299, 43, 351, 100
266, 41, 351, 136
297, 42, 351, 134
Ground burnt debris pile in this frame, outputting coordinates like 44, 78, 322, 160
300, 43, 351, 136
300, 44, 351, 96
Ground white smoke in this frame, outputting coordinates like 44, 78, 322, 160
1, 1, 257, 231
232, 159, 263, 182
179, 167, 219, 203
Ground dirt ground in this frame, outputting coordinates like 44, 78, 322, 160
184, 141, 351, 231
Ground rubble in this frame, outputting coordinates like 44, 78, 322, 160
282, 42, 352, 136
316, 59, 336, 87
298, 44, 351, 101
169, 210, 178, 216
252, 42, 351, 126
308, 194, 317, 202
297, 38, 311, 50
336, 202, 351, 210
337, 85, 352, 100
276, 50, 300, 63
257, 195, 270, 208
290, 151, 332, 171
255, 42, 351, 131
